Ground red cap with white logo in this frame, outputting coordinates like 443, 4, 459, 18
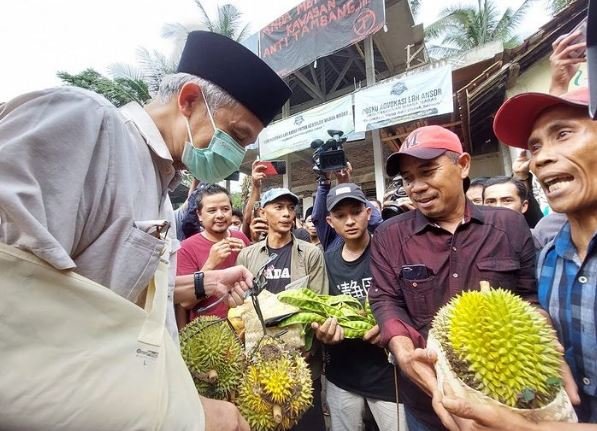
385, 125, 463, 177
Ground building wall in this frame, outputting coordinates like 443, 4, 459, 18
470, 152, 504, 179
302, 196, 314, 219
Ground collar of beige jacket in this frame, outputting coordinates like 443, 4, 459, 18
119, 102, 174, 164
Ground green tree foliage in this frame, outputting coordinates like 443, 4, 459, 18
240, 174, 251, 210
547, 0, 572, 14
110, 48, 177, 95
56, 68, 151, 107
425, 0, 534, 58
161, 1, 250, 44
109, 1, 249, 96
409, 0, 421, 18
230, 191, 243, 210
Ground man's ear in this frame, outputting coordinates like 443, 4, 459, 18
196, 209, 202, 224
326, 215, 334, 229
366, 206, 372, 221
521, 200, 529, 214
259, 208, 266, 220
177, 82, 203, 118
458, 153, 472, 179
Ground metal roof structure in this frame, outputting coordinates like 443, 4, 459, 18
238, 0, 588, 202
240, 0, 425, 193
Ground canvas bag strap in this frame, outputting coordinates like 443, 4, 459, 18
137, 238, 171, 349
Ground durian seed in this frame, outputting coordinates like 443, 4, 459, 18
207, 369, 218, 383
273, 404, 283, 424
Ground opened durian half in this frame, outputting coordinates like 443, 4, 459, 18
180, 316, 245, 400
431, 288, 563, 409
237, 336, 313, 431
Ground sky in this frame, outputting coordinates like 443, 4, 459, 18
0, 0, 552, 102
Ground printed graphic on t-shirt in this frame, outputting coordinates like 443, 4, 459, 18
335, 277, 372, 299
264, 267, 291, 280
264, 242, 293, 293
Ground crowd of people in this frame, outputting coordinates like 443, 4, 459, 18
0, 19, 595, 431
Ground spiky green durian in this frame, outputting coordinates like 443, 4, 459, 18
180, 316, 245, 400
432, 289, 563, 408
237, 336, 313, 431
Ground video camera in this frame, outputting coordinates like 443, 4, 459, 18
311, 129, 347, 173
381, 177, 413, 220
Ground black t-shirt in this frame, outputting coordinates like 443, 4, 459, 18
324, 240, 396, 402
264, 241, 293, 294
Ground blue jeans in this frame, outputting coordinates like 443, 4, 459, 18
404, 407, 436, 431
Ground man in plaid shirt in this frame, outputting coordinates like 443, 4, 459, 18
496, 87, 596, 423
441, 88, 596, 429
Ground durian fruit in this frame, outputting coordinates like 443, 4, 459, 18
237, 336, 313, 431
431, 288, 563, 409
180, 316, 245, 400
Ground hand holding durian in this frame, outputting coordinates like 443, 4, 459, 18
428, 284, 578, 425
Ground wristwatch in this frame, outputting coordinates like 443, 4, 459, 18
194, 271, 206, 300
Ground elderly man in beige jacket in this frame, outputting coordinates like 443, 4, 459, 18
0, 31, 291, 431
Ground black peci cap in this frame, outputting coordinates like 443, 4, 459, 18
177, 31, 292, 126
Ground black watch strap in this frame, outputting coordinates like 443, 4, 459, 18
194, 271, 206, 300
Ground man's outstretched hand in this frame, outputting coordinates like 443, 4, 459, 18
390, 336, 460, 430
204, 265, 253, 308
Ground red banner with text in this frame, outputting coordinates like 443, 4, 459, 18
259, 0, 385, 77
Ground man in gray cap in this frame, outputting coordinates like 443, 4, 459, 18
0, 31, 291, 430
237, 187, 328, 431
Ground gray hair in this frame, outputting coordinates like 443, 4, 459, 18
155, 73, 238, 111
444, 150, 461, 164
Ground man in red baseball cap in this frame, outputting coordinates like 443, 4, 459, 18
493, 87, 590, 150
439, 87, 596, 429
369, 125, 538, 430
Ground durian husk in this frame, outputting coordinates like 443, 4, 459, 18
233, 290, 305, 352
237, 336, 313, 431
428, 330, 578, 423
179, 316, 245, 401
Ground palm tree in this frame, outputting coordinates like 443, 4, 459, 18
161, 1, 250, 44
425, 0, 534, 59
109, 47, 178, 95
547, 0, 572, 14
57, 68, 151, 107
408, 0, 421, 18
110, 1, 250, 96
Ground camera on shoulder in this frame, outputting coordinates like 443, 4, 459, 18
311, 129, 347, 174
382, 176, 413, 220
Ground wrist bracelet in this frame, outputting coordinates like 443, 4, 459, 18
194, 271, 206, 300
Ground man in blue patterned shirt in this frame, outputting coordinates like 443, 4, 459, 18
439, 88, 596, 430
494, 87, 596, 424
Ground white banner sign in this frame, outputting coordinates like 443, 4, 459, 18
259, 95, 354, 160
354, 66, 453, 132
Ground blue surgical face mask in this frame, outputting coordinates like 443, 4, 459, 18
181, 97, 246, 183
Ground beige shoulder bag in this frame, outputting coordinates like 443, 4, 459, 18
0, 240, 205, 430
